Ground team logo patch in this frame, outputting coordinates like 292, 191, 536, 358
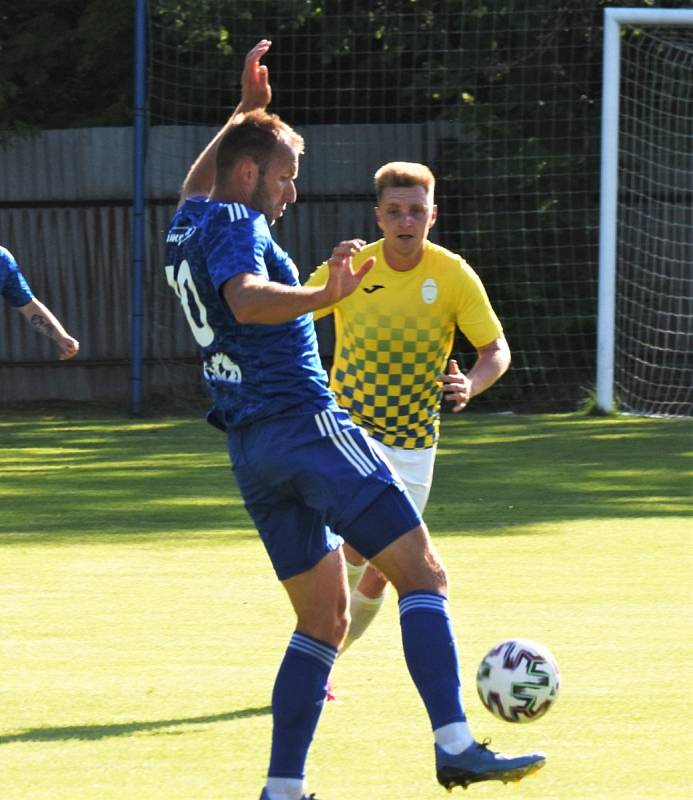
421, 278, 438, 304
204, 352, 242, 384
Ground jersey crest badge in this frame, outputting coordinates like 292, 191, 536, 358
421, 278, 438, 304
204, 352, 242, 384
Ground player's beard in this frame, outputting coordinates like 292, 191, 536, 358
249, 172, 277, 226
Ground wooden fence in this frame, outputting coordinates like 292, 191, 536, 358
0, 123, 450, 404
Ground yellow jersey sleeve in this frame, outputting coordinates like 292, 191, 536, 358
453, 261, 503, 348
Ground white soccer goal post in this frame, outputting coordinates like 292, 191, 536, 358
597, 7, 693, 416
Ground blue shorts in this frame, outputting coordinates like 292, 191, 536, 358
227, 405, 421, 580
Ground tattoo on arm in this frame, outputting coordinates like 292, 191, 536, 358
30, 314, 57, 340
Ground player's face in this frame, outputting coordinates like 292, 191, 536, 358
250, 140, 299, 225
375, 185, 437, 268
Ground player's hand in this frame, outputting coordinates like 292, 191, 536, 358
240, 39, 272, 111
438, 358, 472, 412
323, 239, 375, 304
58, 335, 80, 361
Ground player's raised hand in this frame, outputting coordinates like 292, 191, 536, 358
240, 39, 272, 111
438, 358, 472, 412
324, 239, 375, 303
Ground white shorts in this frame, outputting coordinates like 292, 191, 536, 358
366, 436, 437, 514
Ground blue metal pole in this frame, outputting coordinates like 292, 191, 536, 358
131, 0, 147, 416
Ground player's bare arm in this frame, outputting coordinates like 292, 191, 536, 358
438, 336, 510, 412
223, 240, 374, 325
18, 298, 80, 360
179, 39, 272, 204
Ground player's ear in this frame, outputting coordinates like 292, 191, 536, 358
374, 205, 384, 230
233, 156, 260, 192
429, 204, 438, 229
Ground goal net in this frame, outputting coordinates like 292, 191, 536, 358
603, 15, 693, 417
144, 1, 690, 414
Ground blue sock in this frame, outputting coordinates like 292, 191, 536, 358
268, 632, 337, 779
399, 591, 466, 729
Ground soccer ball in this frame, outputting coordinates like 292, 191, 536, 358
476, 638, 560, 723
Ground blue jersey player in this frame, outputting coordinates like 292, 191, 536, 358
164, 40, 546, 800
1, 246, 79, 360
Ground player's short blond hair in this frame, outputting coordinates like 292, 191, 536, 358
374, 162, 436, 203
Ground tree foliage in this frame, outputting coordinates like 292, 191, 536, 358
0, 0, 133, 130
1, 0, 685, 131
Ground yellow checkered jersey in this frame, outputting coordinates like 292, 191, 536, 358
305, 239, 503, 449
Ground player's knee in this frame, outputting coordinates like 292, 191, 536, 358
331, 580, 351, 644
322, 607, 350, 648
343, 542, 366, 566
389, 542, 448, 595
417, 533, 448, 593
409, 551, 446, 592
335, 608, 350, 645
427, 553, 448, 594
359, 564, 388, 597
296, 605, 349, 649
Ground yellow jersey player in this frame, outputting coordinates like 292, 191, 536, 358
305, 162, 511, 659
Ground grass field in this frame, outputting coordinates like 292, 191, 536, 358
1, 411, 691, 799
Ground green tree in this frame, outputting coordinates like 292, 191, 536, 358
0, 0, 132, 130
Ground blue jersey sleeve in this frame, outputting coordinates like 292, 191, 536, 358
0, 246, 34, 307
205, 205, 270, 291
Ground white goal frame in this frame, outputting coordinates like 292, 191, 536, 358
597, 7, 693, 414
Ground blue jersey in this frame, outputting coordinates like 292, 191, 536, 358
0, 247, 33, 307
165, 198, 334, 428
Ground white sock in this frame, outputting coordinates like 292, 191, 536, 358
434, 721, 474, 755
264, 777, 305, 800
340, 588, 385, 654
345, 559, 367, 592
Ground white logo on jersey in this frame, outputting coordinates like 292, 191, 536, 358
421, 278, 438, 304
204, 353, 242, 384
166, 226, 196, 245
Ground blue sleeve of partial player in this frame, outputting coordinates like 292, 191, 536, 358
205, 207, 269, 291
0, 247, 34, 307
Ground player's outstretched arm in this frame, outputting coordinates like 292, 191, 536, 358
179, 39, 272, 204
438, 336, 510, 412
18, 298, 80, 360
223, 239, 374, 325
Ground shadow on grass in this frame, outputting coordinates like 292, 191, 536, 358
427, 413, 692, 533
1, 412, 691, 543
0, 705, 272, 744
0, 415, 255, 543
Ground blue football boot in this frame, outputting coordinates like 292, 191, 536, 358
259, 791, 320, 800
435, 740, 546, 790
